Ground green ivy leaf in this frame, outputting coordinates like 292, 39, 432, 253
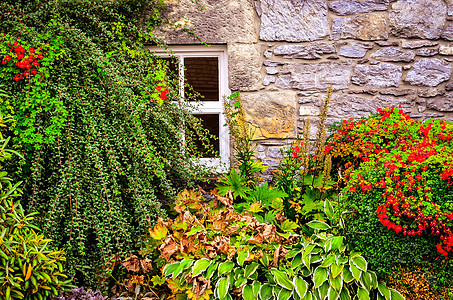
163, 262, 179, 277
351, 256, 367, 272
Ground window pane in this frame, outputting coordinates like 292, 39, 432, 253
185, 57, 219, 101
192, 114, 220, 158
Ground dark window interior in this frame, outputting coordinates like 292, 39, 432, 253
185, 57, 219, 101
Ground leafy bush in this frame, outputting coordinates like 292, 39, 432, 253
147, 188, 403, 300
327, 107, 453, 283
0, 112, 67, 300
0, 0, 213, 288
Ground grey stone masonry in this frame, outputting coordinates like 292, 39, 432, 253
155, 0, 453, 164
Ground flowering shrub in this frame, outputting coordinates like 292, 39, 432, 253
327, 107, 453, 258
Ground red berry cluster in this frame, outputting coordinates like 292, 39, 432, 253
2, 41, 44, 81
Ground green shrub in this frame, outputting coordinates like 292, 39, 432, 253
0, 0, 213, 288
327, 107, 453, 283
0, 111, 67, 300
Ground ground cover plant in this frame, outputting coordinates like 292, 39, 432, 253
0, 0, 215, 290
327, 107, 453, 295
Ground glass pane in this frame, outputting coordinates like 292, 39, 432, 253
185, 57, 219, 101
192, 114, 220, 158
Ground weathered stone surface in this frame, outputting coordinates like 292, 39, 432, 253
446, 82, 453, 90
380, 88, 416, 96
442, 24, 453, 41
265, 67, 278, 75
299, 106, 322, 116
352, 63, 403, 88
299, 96, 319, 104
347, 89, 379, 95
331, 13, 388, 40
401, 41, 438, 49
264, 49, 273, 59
350, 41, 374, 49
416, 48, 439, 57
358, 58, 369, 64
242, 92, 297, 139
263, 160, 280, 167
389, 0, 447, 40
155, 0, 257, 44
339, 46, 368, 58
370, 47, 415, 62
440, 45, 453, 55
263, 76, 275, 86
405, 59, 452, 86
267, 147, 283, 158
257, 145, 265, 152
273, 43, 336, 59
228, 43, 261, 91
418, 88, 445, 97
276, 62, 354, 91
329, 0, 389, 15
376, 41, 399, 46
263, 61, 284, 67
328, 94, 413, 118
449, 0, 453, 16
259, 0, 329, 42
427, 93, 453, 111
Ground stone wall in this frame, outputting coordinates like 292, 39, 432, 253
155, 0, 453, 168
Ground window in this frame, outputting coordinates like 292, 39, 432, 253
150, 46, 230, 172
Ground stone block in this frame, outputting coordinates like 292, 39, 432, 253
389, 0, 447, 40
328, 94, 413, 119
273, 43, 336, 59
339, 46, 368, 58
418, 88, 445, 97
379, 88, 415, 96
267, 147, 283, 159
401, 41, 438, 49
259, 0, 329, 42
228, 43, 261, 91
241, 92, 297, 139
329, 0, 389, 15
155, 0, 257, 44
331, 13, 388, 41
416, 49, 439, 57
427, 93, 453, 111
276, 62, 354, 91
299, 106, 321, 116
263, 76, 275, 86
352, 63, 403, 88
442, 24, 453, 41
440, 45, 453, 55
370, 47, 415, 62
405, 58, 452, 87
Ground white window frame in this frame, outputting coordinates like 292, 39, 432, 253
149, 45, 230, 173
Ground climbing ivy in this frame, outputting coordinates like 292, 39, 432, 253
0, 0, 212, 288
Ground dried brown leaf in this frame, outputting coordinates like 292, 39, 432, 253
122, 255, 140, 273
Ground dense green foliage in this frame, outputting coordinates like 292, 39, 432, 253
0, 0, 212, 288
327, 107, 453, 286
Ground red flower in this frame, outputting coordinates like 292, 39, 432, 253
31, 68, 37, 75
37, 53, 44, 60
29, 47, 35, 53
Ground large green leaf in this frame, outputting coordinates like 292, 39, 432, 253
331, 262, 344, 278
192, 258, 211, 277
329, 272, 343, 292
390, 289, 405, 300
259, 283, 273, 300
339, 287, 351, 300
378, 282, 391, 300
291, 254, 303, 269
163, 262, 179, 277
357, 287, 370, 300
328, 286, 340, 300
324, 200, 335, 221
303, 291, 313, 300
318, 282, 329, 300
243, 284, 254, 300
245, 262, 259, 278
342, 266, 354, 283
216, 277, 229, 300
278, 288, 292, 300
313, 267, 328, 288
173, 259, 194, 278
294, 277, 308, 299
235, 275, 247, 288
351, 256, 367, 272
237, 249, 249, 267
306, 220, 331, 231
361, 271, 372, 292
349, 261, 362, 281
271, 268, 294, 290
253, 281, 261, 297
303, 244, 316, 258
369, 271, 378, 289
320, 254, 336, 268
260, 251, 269, 267
205, 261, 218, 280
218, 261, 234, 276
329, 236, 344, 251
